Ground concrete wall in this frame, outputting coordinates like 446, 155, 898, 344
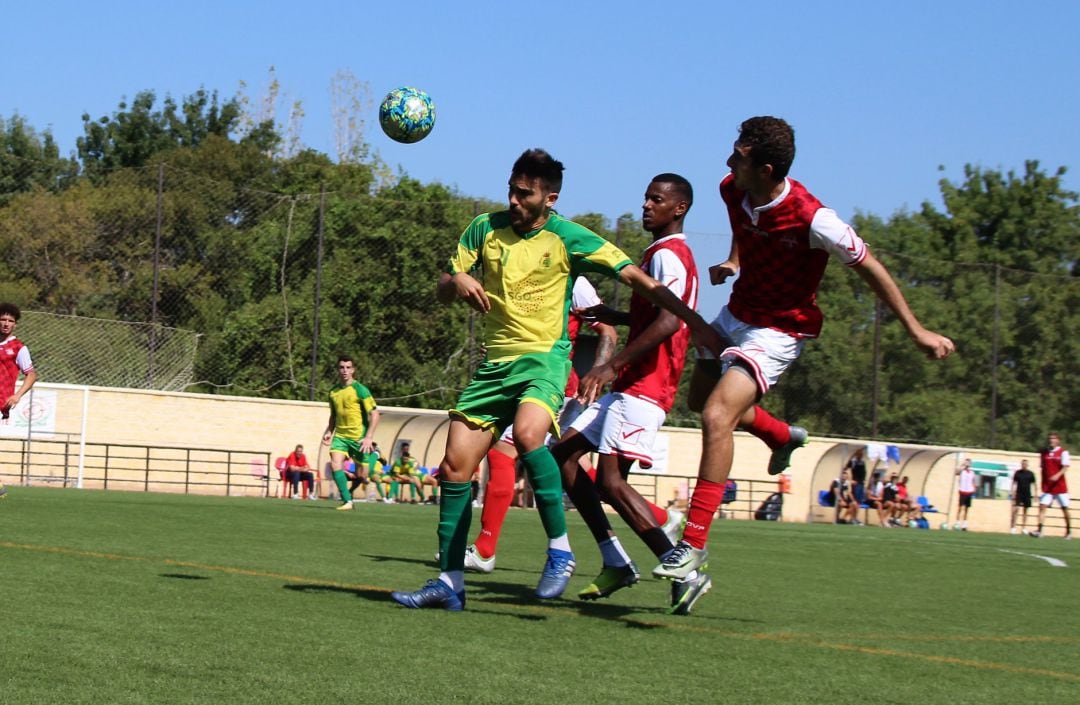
4, 383, 1056, 534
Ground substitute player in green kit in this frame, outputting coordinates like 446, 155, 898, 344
322, 355, 380, 510
391, 149, 724, 610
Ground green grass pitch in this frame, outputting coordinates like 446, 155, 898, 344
1, 488, 1078, 704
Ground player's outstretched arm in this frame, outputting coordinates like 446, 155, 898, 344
852, 252, 954, 360
575, 309, 680, 406
709, 238, 740, 285
436, 271, 491, 313
618, 264, 724, 357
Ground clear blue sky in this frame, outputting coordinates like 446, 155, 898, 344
4, 1, 1078, 315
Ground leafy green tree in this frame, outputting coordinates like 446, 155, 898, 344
77, 90, 245, 179
0, 114, 78, 204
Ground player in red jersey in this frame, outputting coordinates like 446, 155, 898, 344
654, 117, 954, 581
552, 173, 712, 614
1032, 432, 1071, 539
0, 302, 37, 500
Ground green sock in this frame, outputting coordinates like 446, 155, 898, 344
391, 481, 399, 499
332, 471, 352, 503
520, 446, 567, 539
437, 481, 472, 572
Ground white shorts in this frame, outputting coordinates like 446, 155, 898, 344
698, 306, 804, 394
1040, 493, 1071, 508
498, 397, 585, 446
570, 392, 666, 469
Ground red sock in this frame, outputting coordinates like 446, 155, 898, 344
650, 501, 668, 526
683, 479, 724, 549
745, 406, 790, 450
473, 448, 515, 558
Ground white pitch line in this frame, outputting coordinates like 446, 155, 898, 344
998, 549, 1068, 568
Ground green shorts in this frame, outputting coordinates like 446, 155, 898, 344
450, 350, 570, 436
329, 435, 366, 463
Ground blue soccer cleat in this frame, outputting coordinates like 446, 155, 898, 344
390, 579, 465, 611
535, 548, 575, 599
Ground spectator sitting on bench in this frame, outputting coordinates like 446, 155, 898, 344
894, 475, 922, 525
285, 444, 317, 500
864, 471, 887, 527
825, 469, 860, 524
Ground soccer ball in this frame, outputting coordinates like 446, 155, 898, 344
378, 87, 436, 143
940, 522, 951, 531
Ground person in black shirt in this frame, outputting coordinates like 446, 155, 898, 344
1010, 459, 1037, 535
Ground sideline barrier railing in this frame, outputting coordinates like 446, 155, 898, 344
0, 437, 271, 497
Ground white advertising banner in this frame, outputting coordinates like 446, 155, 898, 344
0, 388, 57, 438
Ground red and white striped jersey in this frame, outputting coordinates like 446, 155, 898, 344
1041, 445, 1070, 495
612, 234, 698, 412
565, 277, 603, 397
0, 335, 33, 415
721, 174, 867, 338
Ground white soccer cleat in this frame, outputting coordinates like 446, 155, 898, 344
661, 509, 685, 545
653, 541, 709, 581
464, 544, 496, 573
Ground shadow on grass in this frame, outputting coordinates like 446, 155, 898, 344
284, 570, 765, 627
284, 583, 391, 603
282, 581, 547, 621
356, 552, 533, 574
159, 573, 210, 580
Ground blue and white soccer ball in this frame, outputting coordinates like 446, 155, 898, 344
378, 87, 436, 143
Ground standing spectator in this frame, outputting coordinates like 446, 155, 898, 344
955, 459, 977, 531
1010, 459, 1037, 535
1033, 432, 1071, 539
0, 303, 36, 500
285, 444, 317, 500
845, 448, 868, 505
321, 355, 381, 511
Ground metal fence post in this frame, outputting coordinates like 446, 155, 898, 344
309, 184, 326, 401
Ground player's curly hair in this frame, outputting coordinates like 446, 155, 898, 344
651, 173, 694, 213
737, 116, 796, 180
0, 302, 21, 320
512, 148, 564, 194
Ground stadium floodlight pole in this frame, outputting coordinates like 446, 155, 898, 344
309, 184, 326, 401
871, 298, 882, 438
149, 162, 165, 388
989, 264, 1001, 448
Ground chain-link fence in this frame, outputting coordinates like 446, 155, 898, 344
1, 156, 1077, 450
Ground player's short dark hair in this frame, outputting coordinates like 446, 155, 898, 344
737, 116, 796, 180
512, 148, 564, 194
651, 173, 694, 213
337, 355, 354, 365
0, 303, 21, 320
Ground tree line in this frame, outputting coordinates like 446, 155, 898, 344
1, 90, 1076, 451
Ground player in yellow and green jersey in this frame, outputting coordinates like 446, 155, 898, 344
391, 149, 726, 611
321, 355, 380, 511
392, 442, 423, 503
